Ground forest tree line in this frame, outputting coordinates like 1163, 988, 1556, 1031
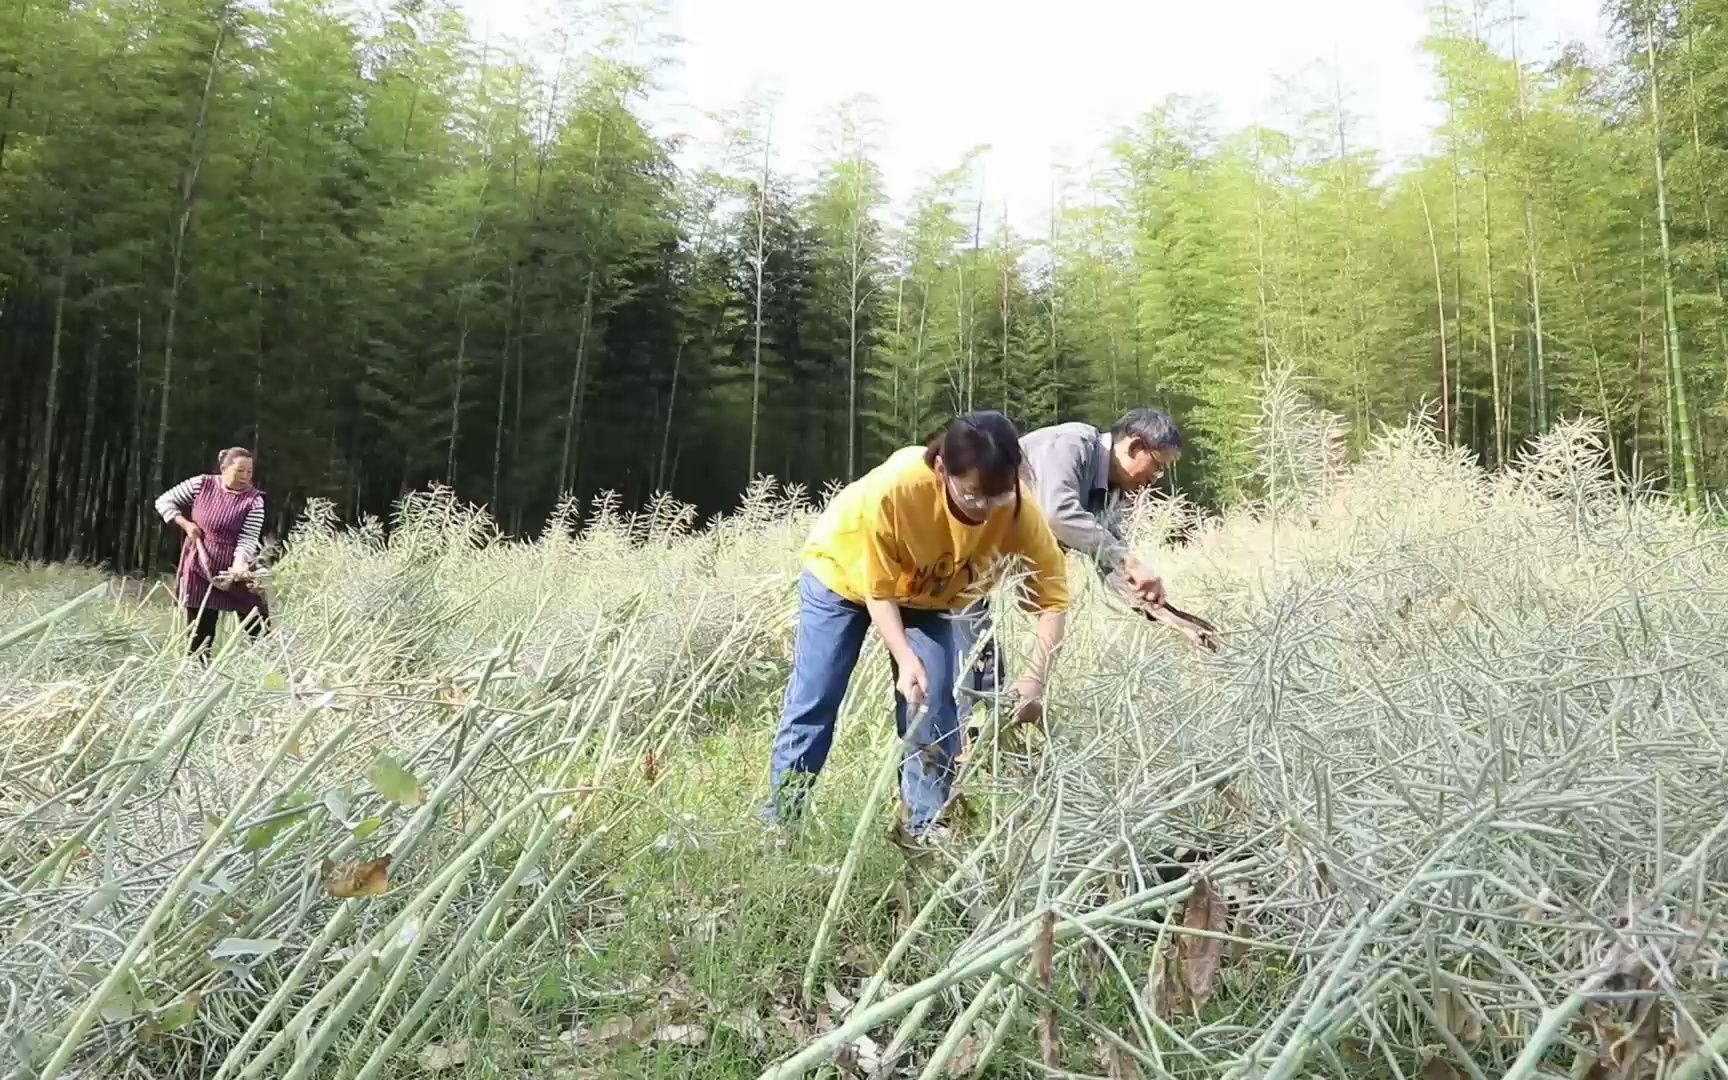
2, 0, 1725, 571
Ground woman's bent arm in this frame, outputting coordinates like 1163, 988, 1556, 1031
864, 597, 928, 707
155, 476, 202, 523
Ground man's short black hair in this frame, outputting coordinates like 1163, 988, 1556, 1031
1110, 408, 1183, 452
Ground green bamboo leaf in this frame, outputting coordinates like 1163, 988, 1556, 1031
262, 671, 287, 690
98, 973, 146, 1023
242, 800, 314, 853
210, 937, 284, 960
77, 883, 122, 920
350, 817, 385, 841
156, 991, 201, 1032
368, 754, 425, 807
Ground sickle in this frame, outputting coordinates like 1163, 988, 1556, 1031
1137, 599, 1221, 653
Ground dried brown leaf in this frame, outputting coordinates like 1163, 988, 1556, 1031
1036, 910, 1060, 1066
813, 1005, 838, 1035
852, 1034, 881, 1072
769, 1001, 810, 1042
321, 855, 391, 898
488, 995, 528, 1030
1603, 998, 1665, 1079
1420, 1055, 1465, 1080
947, 1033, 984, 1077
1033, 910, 1055, 988
1093, 1039, 1143, 1079
1335, 1039, 1372, 1067
1178, 876, 1228, 1005
837, 943, 877, 974
1434, 988, 1484, 1043
892, 876, 915, 934
651, 1023, 707, 1047
823, 980, 853, 1015
1037, 1012, 1061, 1069
1147, 937, 1188, 1020
417, 1039, 469, 1072
716, 1010, 768, 1045
591, 1015, 637, 1043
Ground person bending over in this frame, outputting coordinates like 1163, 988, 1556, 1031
956, 408, 1183, 702
763, 411, 1071, 841
155, 446, 270, 657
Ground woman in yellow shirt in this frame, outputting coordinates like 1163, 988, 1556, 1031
764, 410, 1072, 840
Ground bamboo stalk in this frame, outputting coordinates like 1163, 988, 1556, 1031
802, 715, 916, 1005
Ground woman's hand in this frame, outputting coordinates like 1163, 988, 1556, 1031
1011, 675, 1045, 728
176, 516, 203, 544
896, 656, 930, 710
865, 597, 932, 711
1011, 609, 1067, 730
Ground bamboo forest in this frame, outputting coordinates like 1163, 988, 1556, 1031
3, 0, 1726, 570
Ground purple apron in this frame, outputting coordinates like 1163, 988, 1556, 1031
176, 476, 265, 613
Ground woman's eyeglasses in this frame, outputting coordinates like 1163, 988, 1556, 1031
947, 478, 1017, 514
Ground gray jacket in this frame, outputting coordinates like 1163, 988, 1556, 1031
1020, 422, 1127, 581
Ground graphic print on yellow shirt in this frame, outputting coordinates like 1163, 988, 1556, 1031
802, 446, 1071, 613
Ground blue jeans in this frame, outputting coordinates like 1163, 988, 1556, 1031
765, 573, 962, 834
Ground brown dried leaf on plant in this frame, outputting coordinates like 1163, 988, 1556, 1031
650, 1023, 707, 1047
836, 942, 878, 975
832, 1033, 881, 1076
417, 1039, 470, 1072
891, 875, 915, 934
1036, 909, 1060, 1068
947, 1032, 984, 1077
1177, 876, 1229, 1006
1582, 999, 1670, 1080
823, 980, 853, 1015
1093, 1039, 1143, 1079
1419, 1055, 1465, 1080
561, 1014, 643, 1046
1150, 937, 1187, 1020
321, 854, 391, 898
1433, 987, 1484, 1043
715, 1010, 769, 1046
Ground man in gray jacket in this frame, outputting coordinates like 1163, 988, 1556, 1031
956, 407, 1184, 705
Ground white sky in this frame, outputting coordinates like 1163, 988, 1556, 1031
460, 0, 1609, 229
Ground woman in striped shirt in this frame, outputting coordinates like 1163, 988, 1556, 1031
155, 447, 269, 655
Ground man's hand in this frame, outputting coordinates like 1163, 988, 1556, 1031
1123, 557, 1166, 606
896, 656, 930, 710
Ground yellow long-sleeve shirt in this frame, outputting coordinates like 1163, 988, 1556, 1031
802, 446, 1072, 613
